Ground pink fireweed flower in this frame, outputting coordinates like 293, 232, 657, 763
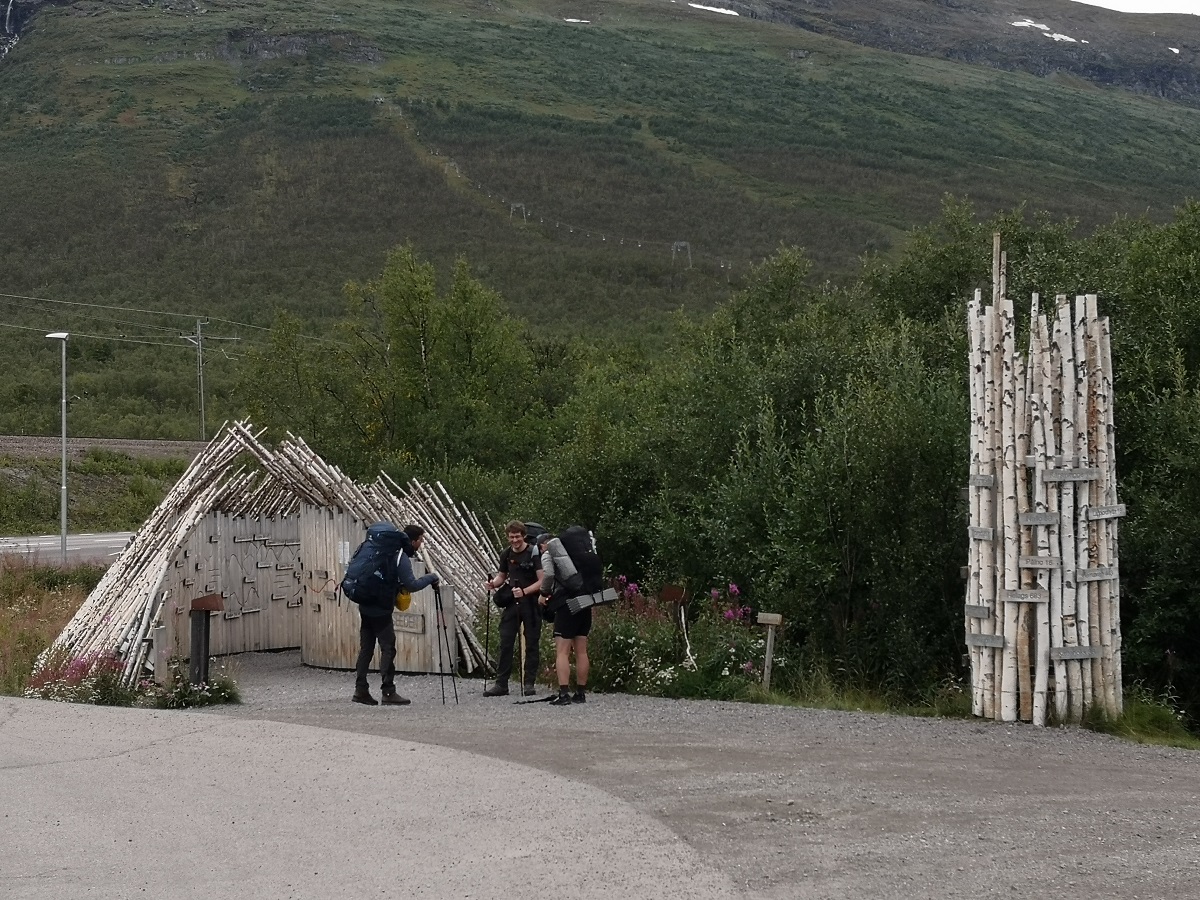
729, 583, 740, 596
711, 589, 720, 600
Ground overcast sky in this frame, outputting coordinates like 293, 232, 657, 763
1068, 0, 1198, 13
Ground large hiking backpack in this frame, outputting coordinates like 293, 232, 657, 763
558, 525, 604, 594
542, 525, 611, 623
341, 522, 410, 608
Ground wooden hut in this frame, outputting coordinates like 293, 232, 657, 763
41, 422, 491, 685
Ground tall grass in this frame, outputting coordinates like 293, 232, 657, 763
0, 451, 187, 534
0, 557, 100, 695
1081, 683, 1200, 750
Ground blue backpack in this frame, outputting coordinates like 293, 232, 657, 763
341, 522, 410, 608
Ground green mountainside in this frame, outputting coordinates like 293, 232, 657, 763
2, 0, 1199, 437
8, 0, 1200, 720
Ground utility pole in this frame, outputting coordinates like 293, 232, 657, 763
183, 318, 208, 441
182, 320, 239, 441
671, 240, 693, 268
45, 332, 69, 564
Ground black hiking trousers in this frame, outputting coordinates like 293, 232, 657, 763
495, 597, 541, 688
355, 610, 397, 691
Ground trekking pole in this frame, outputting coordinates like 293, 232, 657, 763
443, 585, 459, 704
484, 587, 493, 693
433, 583, 459, 705
434, 583, 447, 705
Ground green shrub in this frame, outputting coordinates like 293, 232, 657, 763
0, 559, 99, 695
23, 648, 139, 706
145, 656, 241, 708
1082, 683, 1200, 749
584, 581, 778, 700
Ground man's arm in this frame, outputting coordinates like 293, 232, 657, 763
512, 553, 543, 601
397, 553, 438, 592
537, 549, 556, 604
484, 550, 509, 591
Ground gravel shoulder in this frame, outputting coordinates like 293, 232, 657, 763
0, 435, 207, 460
209, 651, 1200, 900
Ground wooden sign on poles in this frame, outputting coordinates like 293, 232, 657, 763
965, 237, 1123, 726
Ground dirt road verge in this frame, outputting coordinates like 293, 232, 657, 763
209, 652, 1200, 900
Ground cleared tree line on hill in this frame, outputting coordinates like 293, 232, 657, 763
236, 198, 1200, 725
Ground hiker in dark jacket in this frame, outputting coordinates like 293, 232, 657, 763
481, 520, 543, 696
353, 523, 440, 706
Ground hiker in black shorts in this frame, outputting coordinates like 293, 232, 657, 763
536, 532, 591, 705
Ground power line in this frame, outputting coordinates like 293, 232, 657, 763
205, 315, 271, 332
0, 291, 355, 348
0, 290, 204, 320
0, 296, 187, 336
0, 320, 188, 348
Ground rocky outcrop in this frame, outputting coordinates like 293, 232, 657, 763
1, 3, 383, 66
213, 28, 384, 65
728, 0, 1200, 108
3, 0, 1197, 107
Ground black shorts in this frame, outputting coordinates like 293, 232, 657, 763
553, 606, 592, 640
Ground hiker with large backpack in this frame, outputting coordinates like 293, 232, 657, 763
342, 522, 440, 706
480, 520, 544, 697
536, 526, 605, 705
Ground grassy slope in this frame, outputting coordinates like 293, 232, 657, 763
0, 450, 188, 533
0, 559, 103, 695
1, 0, 1199, 437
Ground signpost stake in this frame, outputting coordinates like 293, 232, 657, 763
189, 594, 223, 684
757, 612, 783, 692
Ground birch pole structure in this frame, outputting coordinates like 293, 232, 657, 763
965, 240, 1123, 724
35, 421, 498, 687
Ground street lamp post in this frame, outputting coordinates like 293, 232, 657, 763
45, 332, 69, 564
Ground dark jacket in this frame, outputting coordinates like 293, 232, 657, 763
360, 547, 439, 618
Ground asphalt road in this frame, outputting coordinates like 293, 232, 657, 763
209, 653, 1200, 900
0, 531, 134, 564
4, 651, 1198, 900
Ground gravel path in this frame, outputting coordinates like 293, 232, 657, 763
208, 651, 1200, 899
0, 434, 207, 460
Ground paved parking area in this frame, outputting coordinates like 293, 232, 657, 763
4, 651, 1198, 899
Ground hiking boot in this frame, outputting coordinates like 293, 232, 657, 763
483, 683, 510, 697
381, 689, 411, 706
549, 692, 573, 706
522, 683, 537, 696
352, 689, 378, 706
572, 690, 586, 704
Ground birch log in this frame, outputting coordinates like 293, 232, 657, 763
1073, 295, 1095, 710
999, 292, 1020, 723
980, 305, 999, 720
967, 291, 985, 717
1101, 313, 1123, 714
1055, 299, 1084, 720
1086, 295, 1119, 715
1015, 354, 1034, 722
1042, 307, 1068, 723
